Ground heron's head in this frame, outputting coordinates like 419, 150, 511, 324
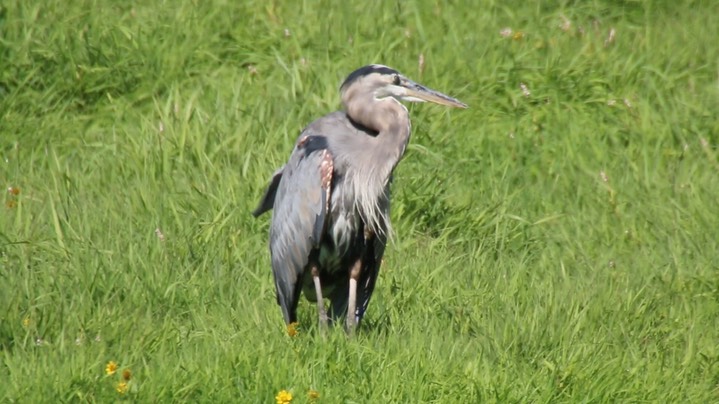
340, 64, 467, 110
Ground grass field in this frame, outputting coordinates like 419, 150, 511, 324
2, 0, 718, 402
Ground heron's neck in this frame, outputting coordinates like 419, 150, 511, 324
339, 98, 411, 235
377, 105, 411, 172
347, 97, 411, 176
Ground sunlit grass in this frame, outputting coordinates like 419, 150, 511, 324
1, 0, 718, 401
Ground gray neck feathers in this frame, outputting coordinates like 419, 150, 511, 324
339, 95, 411, 236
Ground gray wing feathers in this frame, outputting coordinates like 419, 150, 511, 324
269, 141, 332, 322
355, 186, 390, 322
252, 167, 284, 217
356, 233, 386, 320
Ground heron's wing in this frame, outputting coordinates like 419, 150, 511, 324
355, 231, 386, 322
252, 167, 284, 217
355, 181, 391, 323
269, 135, 333, 324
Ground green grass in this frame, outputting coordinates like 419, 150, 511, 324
2, 0, 718, 401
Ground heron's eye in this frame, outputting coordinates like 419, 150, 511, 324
393, 75, 401, 86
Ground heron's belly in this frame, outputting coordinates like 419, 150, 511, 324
328, 208, 359, 247
302, 243, 349, 302
301, 213, 373, 302
317, 242, 343, 272
301, 190, 383, 302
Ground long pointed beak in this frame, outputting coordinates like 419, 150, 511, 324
404, 81, 468, 108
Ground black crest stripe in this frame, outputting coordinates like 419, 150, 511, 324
340, 65, 399, 89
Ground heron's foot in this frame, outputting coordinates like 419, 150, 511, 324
311, 265, 329, 331
345, 314, 357, 334
316, 297, 329, 329
318, 309, 330, 329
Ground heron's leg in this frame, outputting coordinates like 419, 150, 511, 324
311, 265, 329, 328
346, 259, 362, 332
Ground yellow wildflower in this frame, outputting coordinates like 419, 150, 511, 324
276, 389, 293, 404
308, 389, 320, 400
105, 361, 118, 376
286, 322, 299, 337
22, 317, 30, 328
116, 381, 129, 394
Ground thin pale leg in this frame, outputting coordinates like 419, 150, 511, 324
312, 265, 329, 328
346, 259, 362, 331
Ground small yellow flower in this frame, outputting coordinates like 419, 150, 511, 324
22, 317, 31, 328
275, 389, 293, 404
308, 389, 320, 400
116, 381, 129, 394
105, 361, 118, 376
512, 31, 525, 40
286, 322, 299, 337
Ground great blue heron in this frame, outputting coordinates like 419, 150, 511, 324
253, 64, 466, 331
